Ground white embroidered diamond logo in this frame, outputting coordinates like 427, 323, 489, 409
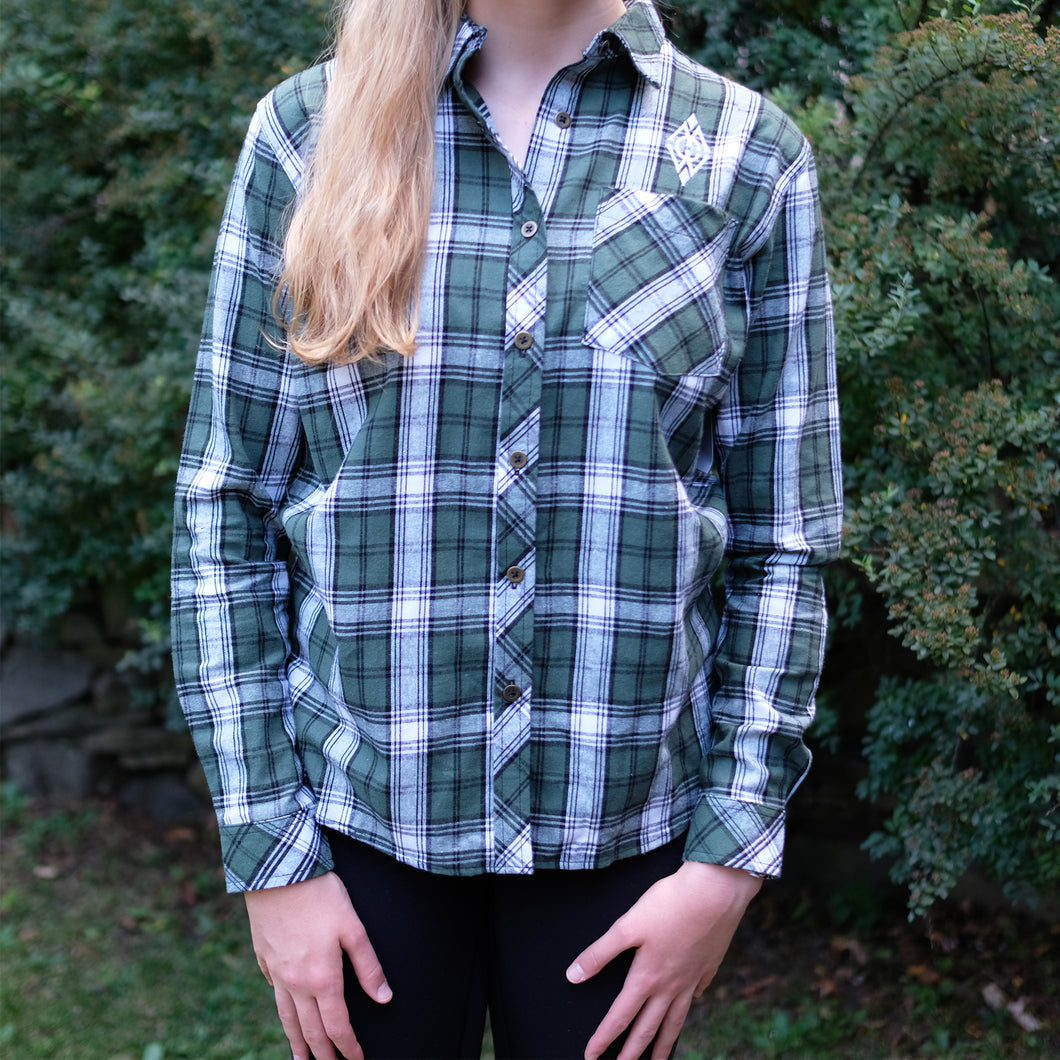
666, 114, 709, 187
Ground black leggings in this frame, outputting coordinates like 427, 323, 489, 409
324, 830, 685, 1060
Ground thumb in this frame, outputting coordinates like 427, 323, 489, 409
566, 918, 633, 985
340, 917, 393, 1005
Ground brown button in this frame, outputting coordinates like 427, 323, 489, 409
505, 565, 525, 584
520, 220, 539, 238
555, 111, 572, 128
509, 450, 529, 468
501, 683, 522, 703
513, 331, 533, 350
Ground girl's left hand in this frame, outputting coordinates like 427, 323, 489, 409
566, 860, 763, 1060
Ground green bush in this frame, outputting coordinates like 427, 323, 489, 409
814, 8, 1060, 916
665, 0, 901, 107
665, 0, 1059, 915
0, 0, 331, 635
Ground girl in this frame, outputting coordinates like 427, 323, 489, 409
171, 1, 842, 1057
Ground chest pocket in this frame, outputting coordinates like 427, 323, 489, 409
582, 188, 738, 379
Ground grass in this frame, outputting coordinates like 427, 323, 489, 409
0, 787, 285, 1059
1, 789, 1056, 1059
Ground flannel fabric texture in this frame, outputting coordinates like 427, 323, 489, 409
172, 0, 842, 893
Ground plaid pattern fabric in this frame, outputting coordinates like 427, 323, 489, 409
172, 0, 842, 893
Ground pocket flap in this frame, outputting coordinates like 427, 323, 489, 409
583, 189, 737, 378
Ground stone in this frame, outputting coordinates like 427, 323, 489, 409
0, 643, 94, 727
3, 705, 94, 742
99, 586, 138, 643
2, 739, 94, 799
119, 772, 207, 824
84, 725, 195, 771
185, 759, 212, 804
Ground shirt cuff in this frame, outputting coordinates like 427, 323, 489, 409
219, 806, 334, 893
682, 792, 787, 879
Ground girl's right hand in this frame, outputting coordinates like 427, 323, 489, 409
244, 871, 392, 1060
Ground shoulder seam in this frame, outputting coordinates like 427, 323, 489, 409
255, 62, 333, 191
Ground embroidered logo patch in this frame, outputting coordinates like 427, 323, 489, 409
666, 114, 709, 186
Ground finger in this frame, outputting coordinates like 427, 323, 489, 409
341, 918, 393, 1004
291, 992, 358, 1060
279, 960, 361, 1060
567, 918, 634, 985
292, 997, 338, 1060
649, 994, 694, 1060
301, 958, 362, 1060
613, 995, 673, 1060
273, 986, 312, 1060
316, 989, 364, 1060
583, 975, 651, 1060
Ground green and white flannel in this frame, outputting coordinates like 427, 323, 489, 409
172, 0, 842, 893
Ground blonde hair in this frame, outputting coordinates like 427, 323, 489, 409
279, 0, 463, 365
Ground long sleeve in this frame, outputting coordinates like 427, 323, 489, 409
171, 103, 332, 893
683, 140, 842, 876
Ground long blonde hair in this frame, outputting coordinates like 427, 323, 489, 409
279, 0, 463, 366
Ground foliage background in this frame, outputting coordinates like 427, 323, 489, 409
2, 0, 1058, 921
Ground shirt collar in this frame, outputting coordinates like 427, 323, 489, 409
597, 0, 667, 87
448, 13, 487, 81
447, 0, 666, 88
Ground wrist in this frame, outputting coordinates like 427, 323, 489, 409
677, 859, 765, 899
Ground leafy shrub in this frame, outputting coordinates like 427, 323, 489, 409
847, 377, 1059, 915
0, 0, 331, 635
816, 8, 1060, 915
666, 0, 901, 107
670, 0, 1059, 915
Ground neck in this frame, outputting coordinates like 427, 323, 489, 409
465, 0, 628, 83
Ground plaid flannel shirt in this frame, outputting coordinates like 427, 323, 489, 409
172, 0, 842, 893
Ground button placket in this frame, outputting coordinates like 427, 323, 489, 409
489, 199, 548, 872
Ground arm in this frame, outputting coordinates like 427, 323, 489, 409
685, 138, 842, 877
570, 140, 842, 1060
172, 102, 330, 893
172, 97, 389, 1057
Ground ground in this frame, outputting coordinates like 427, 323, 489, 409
1, 791, 1055, 1059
